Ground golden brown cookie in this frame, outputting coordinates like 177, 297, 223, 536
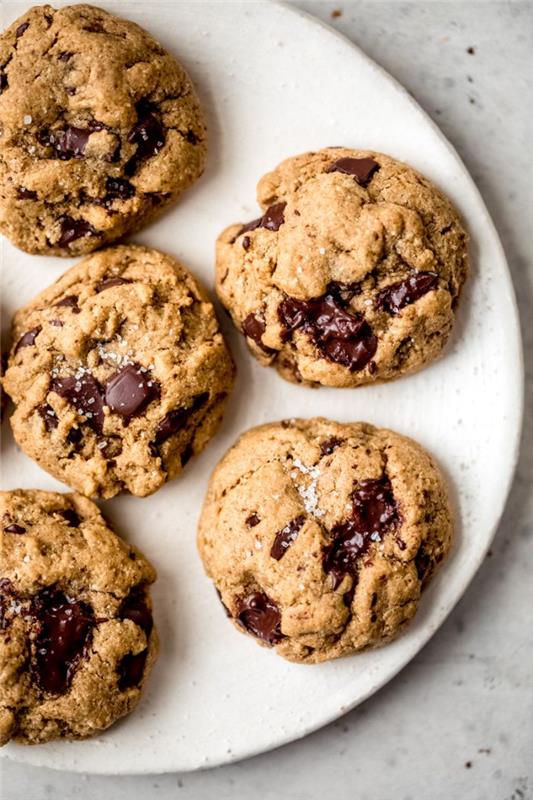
198, 418, 452, 663
3, 244, 235, 498
0, 489, 157, 745
216, 148, 468, 387
0, 4, 206, 255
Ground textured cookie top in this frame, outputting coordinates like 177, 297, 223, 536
198, 419, 452, 663
4, 244, 235, 498
0, 489, 157, 745
0, 4, 206, 255
216, 148, 468, 387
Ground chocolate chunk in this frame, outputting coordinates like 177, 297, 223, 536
58, 51, 73, 61
30, 587, 94, 695
14, 327, 40, 353
415, 545, 431, 582
16, 22, 29, 37
377, 271, 439, 314
55, 294, 80, 312
125, 99, 165, 175
236, 591, 284, 645
0, 72, 8, 93
242, 235, 251, 250
270, 515, 305, 560
37, 403, 58, 431
53, 126, 93, 158
320, 437, 343, 456
237, 202, 287, 239
327, 157, 380, 186
185, 129, 199, 145
324, 477, 399, 589
104, 177, 135, 203
95, 276, 132, 293
119, 587, 153, 635
4, 523, 26, 534
57, 216, 98, 247
242, 313, 273, 353
118, 650, 148, 691
52, 374, 105, 434
105, 364, 159, 421
246, 513, 260, 528
66, 426, 82, 445
17, 187, 37, 200
152, 392, 209, 448
278, 293, 377, 371
58, 508, 81, 527
50, 319, 63, 327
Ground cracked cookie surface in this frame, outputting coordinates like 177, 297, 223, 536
198, 418, 452, 663
216, 148, 468, 387
3, 244, 235, 498
0, 489, 157, 745
0, 4, 206, 255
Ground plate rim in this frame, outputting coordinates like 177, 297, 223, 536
0, 0, 524, 774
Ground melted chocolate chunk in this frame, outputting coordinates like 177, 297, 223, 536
327, 157, 380, 186
320, 436, 343, 456
377, 271, 439, 314
58, 508, 81, 527
95, 276, 132, 293
38, 403, 58, 431
242, 313, 273, 353
17, 187, 37, 200
237, 202, 287, 238
52, 374, 105, 434
237, 592, 284, 645
104, 177, 135, 204
270, 515, 305, 560
125, 99, 165, 176
16, 21, 29, 36
118, 650, 148, 690
278, 293, 377, 371
324, 477, 399, 589
55, 294, 80, 312
119, 588, 153, 635
105, 364, 159, 421
4, 523, 26, 534
246, 513, 260, 528
15, 327, 41, 353
57, 216, 98, 247
30, 587, 94, 694
152, 392, 209, 448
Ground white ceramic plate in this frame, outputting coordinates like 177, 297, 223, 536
0, 0, 523, 775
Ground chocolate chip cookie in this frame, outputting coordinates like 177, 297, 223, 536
0, 489, 157, 745
0, 4, 206, 255
198, 418, 452, 663
216, 148, 468, 387
3, 244, 235, 498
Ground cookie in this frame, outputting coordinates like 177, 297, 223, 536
0, 489, 157, 745
216, 148, 468, 387
0, 4, 206, 256
3, 244, 235, 498
198, 418, 452, 663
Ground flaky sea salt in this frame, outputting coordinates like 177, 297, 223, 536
291, 457, 325, 518
23, 114, 32, 125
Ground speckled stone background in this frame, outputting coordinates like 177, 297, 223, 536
1, 2, 531, 798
